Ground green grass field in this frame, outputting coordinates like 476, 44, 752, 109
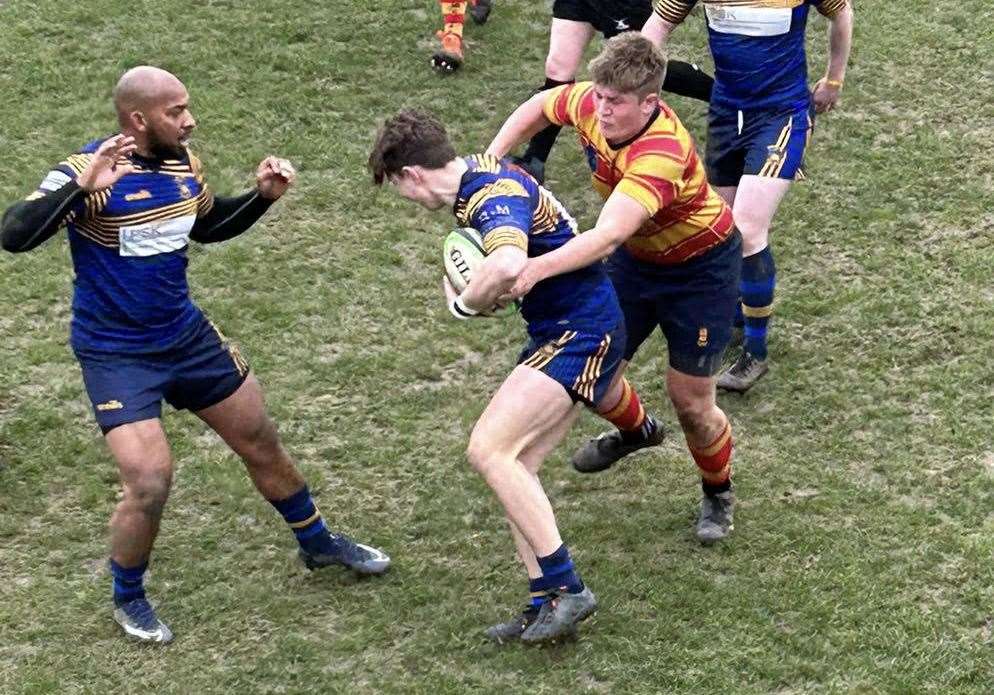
1, 1, 992, 692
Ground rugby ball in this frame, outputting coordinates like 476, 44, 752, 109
442, 228, 520, 317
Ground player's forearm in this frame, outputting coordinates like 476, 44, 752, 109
529, 228, 624, 285
1, 181, 84, 253
825, 4, 854, 82
641, 13, 677, 47
486, 93, 553, 159
189, 190, 273, 244
461, 250, 527, 311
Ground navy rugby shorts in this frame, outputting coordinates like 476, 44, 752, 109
75, 317, 249, 432
706, 103, 814, 187
517, 322, 627, 407
607, 231, 742, 377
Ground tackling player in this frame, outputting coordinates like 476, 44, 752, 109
1, 66, 390, 644
369, 109, 662, 643
644, 0, 855, 392
489, 33, 741, 544
515, 0, 714, 184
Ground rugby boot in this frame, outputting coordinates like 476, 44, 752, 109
484, 605, 539, 644
571, 416, 665, 473
520, 587, 597, 644
113, 598, 173, 644
431, 31, 464, 72
716, 350, 768, 393
469, 0, 493, 24
695, 487, 735, 545
299, 534, 391, 576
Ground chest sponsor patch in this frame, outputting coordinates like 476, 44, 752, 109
705, 5, 792, 36
118, 214, 196, 257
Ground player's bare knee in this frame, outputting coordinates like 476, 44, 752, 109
466, 437, 506, 479
127, 468, 172, 518
545, 54, 577, 83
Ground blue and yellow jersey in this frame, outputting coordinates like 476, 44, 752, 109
544, 82, 735, 265
653, 0, 849, 111
453, 154, 621, 336
35, 137, 215, 353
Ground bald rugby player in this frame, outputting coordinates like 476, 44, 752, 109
1, 66, 390, 644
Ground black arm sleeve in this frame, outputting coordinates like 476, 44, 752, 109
189, 190, 274, 244
1, 180, 85, 253
662, 60, 714, 103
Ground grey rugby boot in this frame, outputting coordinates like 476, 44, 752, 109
113, 598, 174, 644
484, 606, 539, 644
716, 351, 768, 393
571, 417, 665, 473
299, 534, 391, 576
695, 488, 735, 545
520, 587, 597, 644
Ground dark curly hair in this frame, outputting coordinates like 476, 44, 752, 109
368, 109, 457, 185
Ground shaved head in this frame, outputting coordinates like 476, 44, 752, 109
113, 66, 186, 122
113, 66, 196, 158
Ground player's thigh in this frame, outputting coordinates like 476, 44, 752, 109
606, 253, 659, 362
105, 418, 173, 492
470, 365, 576, 462
547, 17, 596, 79
657, 235, 742, 377
195, 374, 275, 456
665, 365, 717, 419
519, 403, 583, 474
715, 185, 738, 207
732, 175, 792, 255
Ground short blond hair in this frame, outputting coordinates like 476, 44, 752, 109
588, 33, 668, 97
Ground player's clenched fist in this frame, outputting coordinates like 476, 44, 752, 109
77, 134, 137, 192
256, 156, 296, 200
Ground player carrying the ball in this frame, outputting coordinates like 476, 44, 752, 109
369, 109, 661, 644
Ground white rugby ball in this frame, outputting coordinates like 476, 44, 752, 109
443, 227, 485, 293
442, 228, 520, 317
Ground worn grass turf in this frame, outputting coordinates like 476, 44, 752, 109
0, 1, 992, 692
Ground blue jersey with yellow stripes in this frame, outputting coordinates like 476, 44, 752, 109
453, 155, 621, 337
38, 137, 215, 353
653, 0, 848, 111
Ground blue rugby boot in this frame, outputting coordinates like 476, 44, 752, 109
113, 598, 173, 644
299, 534, 391, 576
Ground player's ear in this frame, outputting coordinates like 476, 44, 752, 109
400, 165, 422, 185
128, 110, 148, 133
641, 92, 660, 114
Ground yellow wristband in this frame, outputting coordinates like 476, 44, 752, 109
825, 78, 844, 89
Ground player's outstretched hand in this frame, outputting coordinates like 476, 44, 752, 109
812, 78, 842, 114
76, 135, 137, 192
256, 156, 296, 200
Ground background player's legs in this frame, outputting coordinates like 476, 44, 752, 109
718, 175, 791, 392
666, 367, 736, 543
431, 1, 468, 72
516, 19, 595, 181
196, 375, 389, 574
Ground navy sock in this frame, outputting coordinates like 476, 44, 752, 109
269, 486, 341, 556
528, 576, 553, 612
741, 246, 776, 361
536, 544, 583, 594
109, 559, 147, 606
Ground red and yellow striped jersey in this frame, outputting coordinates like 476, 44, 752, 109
543, 81, 734, 265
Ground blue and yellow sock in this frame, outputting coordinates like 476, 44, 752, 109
536, 544, 584, 594
741, 246, 776, 361
269, 486, 340, 557
109, 558, 147, 606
